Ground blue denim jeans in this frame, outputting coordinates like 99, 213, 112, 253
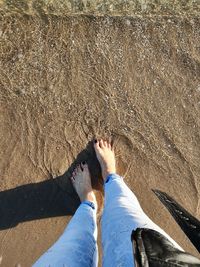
33, 174, 182, 267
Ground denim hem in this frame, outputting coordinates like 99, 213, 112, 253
104, 173, 123, 184
81, 200, 96, 210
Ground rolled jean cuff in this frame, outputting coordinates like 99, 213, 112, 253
81, 200, 96, 210
105, 173, 123, 184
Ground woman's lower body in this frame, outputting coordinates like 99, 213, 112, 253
33, 172, 182, 267
33, 200, 98, 267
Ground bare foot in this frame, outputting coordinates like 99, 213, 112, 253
71, 162, 97, 206
94, 139, 116, 181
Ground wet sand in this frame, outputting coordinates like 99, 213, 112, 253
0, 6, 200, 267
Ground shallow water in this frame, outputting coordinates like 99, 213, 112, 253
0, 0, 199, 16
0, 3, 200, 267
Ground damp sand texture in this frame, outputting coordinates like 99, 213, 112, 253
0, 2, 200, 267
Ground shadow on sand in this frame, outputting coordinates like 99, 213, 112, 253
0, 141, 103, 230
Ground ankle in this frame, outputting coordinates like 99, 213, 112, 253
103, 166, 116, 181
81, 191, 96, 203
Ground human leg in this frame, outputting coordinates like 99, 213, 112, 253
94, 139, 183, 267
33, 163, 98, 267
103, 173, 183, 266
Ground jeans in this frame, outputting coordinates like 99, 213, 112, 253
33, 174, 183, 267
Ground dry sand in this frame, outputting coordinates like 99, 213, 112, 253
0, 3, 200, 266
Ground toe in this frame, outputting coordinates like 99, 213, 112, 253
108, 141, 112, 149
76, 164, 81, 173
84, 162, 89, 170
73, 165, 79, 175
70, 176, 75, 183
80, 162, 83, 170
82, 162, 89, 171
99, 139, 104, 148
81, 162, 86, 170
104, 140, 108, 147
94, 139, 100, 149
